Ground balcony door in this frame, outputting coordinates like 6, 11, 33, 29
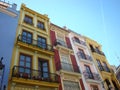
38, 59, 49, 78
19, 54, 32, 74
78, 49, 86, 59
85, 65, 93, 79
22, 30, 32, 44
37, 36, 47, 49
103, 62, 110, 72
96, 60, 103, 71
61, 54, 73, 72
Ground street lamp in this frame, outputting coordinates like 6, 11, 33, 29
0, 57, 5, 90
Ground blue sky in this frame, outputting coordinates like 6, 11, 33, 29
8, 0, 120, 67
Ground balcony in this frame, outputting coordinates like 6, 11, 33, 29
17, 35, 53, 54
73, 38, 86, 46
12, 66, 59, 83
56, 61, 80, 73
77, 52, 92, 62
54, 39, 72, 49
98, 66, 111, 73
83, 71, 101, 81
91, 49, 105, 56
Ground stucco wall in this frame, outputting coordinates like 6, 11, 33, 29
0, 8, 19, 88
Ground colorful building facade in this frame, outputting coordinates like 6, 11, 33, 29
50, 24, 84, 90
85, 37, 120, 90
69, 31, 103, 90
8, 4, 59, 90
0, 1, 19, 89
116, 65, 120, 83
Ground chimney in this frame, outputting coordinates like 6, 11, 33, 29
63, 26, 67, 30
12, 3, 17, 10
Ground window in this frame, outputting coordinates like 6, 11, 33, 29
38, 59, 49, 78
78, 49, 86, 59
96, 60, 103, 71
91, 85, 99, 90
103, 62, 110, 72
74, 37, 80, 43
19, 54, 32, 74
63, 81, 80, 90
95, 47, 100, 53
57, 34, 66, 47
24, 15, 33, 25
37, 36, 47, 49
85, 65, 93, 79
89, 44, 94, 52
37, 21, 45, 30
61, 54, 73, 71
22, 30, 32, 44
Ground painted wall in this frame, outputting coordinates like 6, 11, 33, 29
0, 3, 19, 89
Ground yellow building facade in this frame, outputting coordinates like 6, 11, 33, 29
8, 4, 59, 90
85, 37, 120, 90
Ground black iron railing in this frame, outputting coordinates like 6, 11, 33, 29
91, 49, 105, 56
12, 66, 59, 83
83, 71, 101, 81
17, 35, 53, 52
98, 66, 110, 72
77, 52, 92, 61
73, 38, 86, 46
54, 39, 72, 49
56, 61, 80, 73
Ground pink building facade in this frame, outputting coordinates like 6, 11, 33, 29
69, 31, 103, 90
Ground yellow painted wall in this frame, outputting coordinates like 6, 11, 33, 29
85, 36, 120, 90
8, 4, 58, 90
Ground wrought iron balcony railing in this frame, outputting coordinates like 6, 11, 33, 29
54, 39, 72, 49
91, 49, 105, 56
56, 61, 80, 73
83, 71, 101, 81
73, 38, 86, 46
17, 35, 53, 52
77, 52, 92, 61
12, 66, 59, 83
98, 66, 110, 73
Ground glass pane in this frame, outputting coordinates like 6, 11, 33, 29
25, 68, 30, 73
43, 72, 48, 78
27, 33, 32, 38
26, 62, 30, 68
19, 61, 24, 66
43, 62, 47, 66
26, 56, 31, 62
22, 32, 27, 36
43, 67, 48, 72
20, 55, 25, 61
19, 67, 24, 73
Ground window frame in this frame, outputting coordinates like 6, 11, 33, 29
37, 20, 45, 30
84, 65, 93, 79
37, 35, 47, 49
19, 53, 32, 74
74, 37, 80, 43
21, 30, 33, 44
38, 58, 49, 78
24, 15, 33, 25
78, 48, 86, 59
